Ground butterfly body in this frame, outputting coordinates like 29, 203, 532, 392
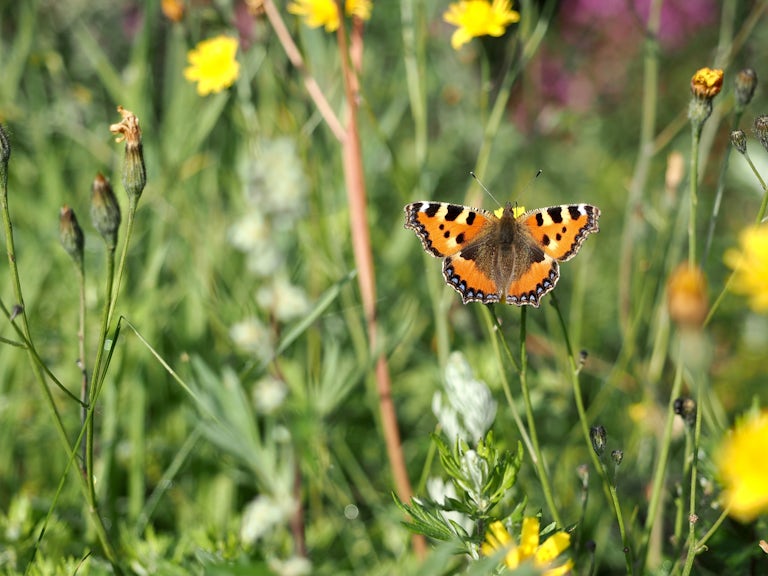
404, 202, 600, 307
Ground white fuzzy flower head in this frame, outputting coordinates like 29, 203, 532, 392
268, 556, 312, 576
253, 376, 288, 414
256, 276, 310, 322
240, 493, 296, 545
432, 352, 497, 443
244, 137, 308, 219
230, 317, 273, 362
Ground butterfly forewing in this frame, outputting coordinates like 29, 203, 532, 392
404, 202, 495, 258
521, 204, 600, 261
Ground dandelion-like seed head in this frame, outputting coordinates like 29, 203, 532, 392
443, 0, 520, 50
667, 263, 708, 329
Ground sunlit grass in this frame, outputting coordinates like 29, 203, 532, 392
0, 1, 767, 574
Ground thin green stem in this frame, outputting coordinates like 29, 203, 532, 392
618, 0, 662, 334
518, 307, 562, 528
551, 295, 630, 570
77, 264, 89, 472
689, 126, 702, 266
701, 113, 742, 265
640, 342, 685, 574
681, 378, 704, 576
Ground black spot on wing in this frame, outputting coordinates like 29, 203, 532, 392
465, 211, 476, 225
425, 203, 440, 217
568, 206, 581, 220
535, 213, 544, 226
547, 207, 563, 223
456, 232, 465, 244
445, 205, 463, 221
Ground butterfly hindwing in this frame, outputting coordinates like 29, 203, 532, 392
521, 204, 600, 261
505, 256, 560, 307
404, 202, 496, 258
443, 254, 502, 303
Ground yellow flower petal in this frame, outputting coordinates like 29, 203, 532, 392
718, 411, 768, 522
443, 0, 520, 50
183, 36, 240, 96
724, 225, 768, 313
481, 518, 571, 573
288, 0, 340, 32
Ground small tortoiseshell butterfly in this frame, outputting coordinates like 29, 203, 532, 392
404, 202, 600, 307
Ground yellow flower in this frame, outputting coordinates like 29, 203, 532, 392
724, 225, 768, 312
481, 519, 573, 575
183, 36, 240, 96
717, 411, 768, 522
443, 0, 520, 50
667, 263, 708, 329
690, 67, 724, 99
288, 0, 371, 33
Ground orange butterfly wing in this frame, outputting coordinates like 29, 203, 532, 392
521, 204, 600, 261
404, 202, 496, 257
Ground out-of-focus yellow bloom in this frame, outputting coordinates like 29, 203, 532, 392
667, 263, 708, 329
481, 519, 573, 575
161, 0, 185, 22
288, 0, 372, 33
724, 225, 768, 312
717, 411, 768, 522
443, 0, 520, 50
690, 67, 724, 99
183, 36, 240, 96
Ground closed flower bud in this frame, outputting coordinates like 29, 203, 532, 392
59, 205, 84, 270
735, 68, 757, 112
667, 263, 708, 329
90, 173, 121, 249
590, 425, 607, 456
690, 67, 724, 100
689, 68, 723, 130
731, 130, 747, 154
753, 115, 768, 154
109, 106, 146, 203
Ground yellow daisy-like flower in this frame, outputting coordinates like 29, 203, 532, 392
183, 36, 240, 96
717, 411, 768, 522
288, 0, 372, 33
481, 519, 573, 575
443, 0, 520, 50
724, 225, 768, 312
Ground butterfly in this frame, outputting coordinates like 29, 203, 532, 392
404, 202, 600, 307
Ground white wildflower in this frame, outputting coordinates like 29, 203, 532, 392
253, 376, 288, 414
432, 351, 497, 443
230, 317, 273, 362
241, 493, 296, 545
256, 276, 310, 321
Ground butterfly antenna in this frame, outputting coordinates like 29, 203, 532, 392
470, 172, 502, 207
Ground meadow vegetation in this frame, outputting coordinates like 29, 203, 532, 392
1, 0, 768, 574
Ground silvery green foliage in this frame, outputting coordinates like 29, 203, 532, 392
432, 352, 497, 443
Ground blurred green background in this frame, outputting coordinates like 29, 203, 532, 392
0, 0, 767, 574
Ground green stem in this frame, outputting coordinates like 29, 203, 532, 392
518, 307, 562, 528
551, 295, 631, 571
689, 126, 702, 266
681, 377, 704, 576
640, 342, 685, 574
